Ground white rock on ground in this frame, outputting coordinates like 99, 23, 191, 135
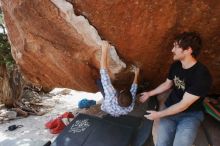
0, 88, 103, 146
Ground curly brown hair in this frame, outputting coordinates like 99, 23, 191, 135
174, 32, 202, 57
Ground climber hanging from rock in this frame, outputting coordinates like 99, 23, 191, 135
97, 41, 140, 117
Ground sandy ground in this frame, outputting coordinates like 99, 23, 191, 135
0, 88, 103, 146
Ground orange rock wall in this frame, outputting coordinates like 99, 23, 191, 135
1, 0, 220, 93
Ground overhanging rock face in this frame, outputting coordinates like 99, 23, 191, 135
1, 0, 220, 93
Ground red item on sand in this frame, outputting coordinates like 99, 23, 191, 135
45, 118, 60, 129
45, 112, 74, 133
50, 119, 66, 134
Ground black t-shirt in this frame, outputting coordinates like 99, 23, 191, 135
165, 61, 212, 112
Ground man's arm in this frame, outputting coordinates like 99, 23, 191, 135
133, 67, 140, 84
100, 41, 109, 69
130, 67, 140, 98
100, 41, 117, 97
145, 92, 200, 120
140, 79, 173, 102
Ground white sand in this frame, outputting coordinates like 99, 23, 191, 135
0, 88, 103, 146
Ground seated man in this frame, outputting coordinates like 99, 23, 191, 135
140, 32, 212, 146
99, 41, 140, 117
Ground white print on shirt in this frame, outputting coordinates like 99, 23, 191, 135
174, 76, 185, 91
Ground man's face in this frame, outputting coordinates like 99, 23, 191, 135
171, 42, 185, 61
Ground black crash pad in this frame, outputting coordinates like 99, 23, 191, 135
51, 114, 136, 146
102, 114, 142, 128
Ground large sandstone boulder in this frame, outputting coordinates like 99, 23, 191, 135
1, 0, 220, 93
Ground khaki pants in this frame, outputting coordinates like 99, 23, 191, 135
152, 89, 172, 144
